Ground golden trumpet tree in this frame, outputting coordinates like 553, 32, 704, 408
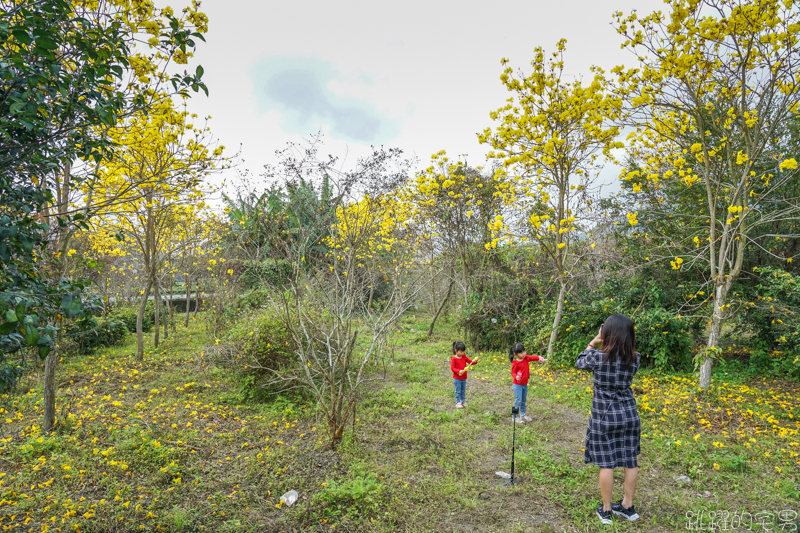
88, 95, 224, 360
44, 0, 210, 265
399, 151, 515, 336
614, 0, 800, 390
479, 39, 624, 360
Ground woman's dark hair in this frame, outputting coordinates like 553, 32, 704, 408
452, 341, 466, 354
600, 314, 637, 369
509, 342, 525, 362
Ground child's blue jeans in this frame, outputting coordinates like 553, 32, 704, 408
513, 383, 528, 416
453, 378, 466, 404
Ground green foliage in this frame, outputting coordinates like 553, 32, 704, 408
742, 267, 800, 356
237, 259, 292, 289
459, 248, 544, 350
224, 308, 298, 401
313, 471, 385, 521
460, 268, 696, 370
222, 176, 335, 266
109, 305, 154, 334
556, 298, 694, 370
64, 319, 129, 356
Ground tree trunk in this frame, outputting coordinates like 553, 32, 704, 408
136, 281, 152, 361
154, 282, 161, 347
162, 285, 169, 340
169, 278, 175, 333
428, 279, 454, 337
546, 283, 567, 361
43, 350, 58, 432
184, 278, 191, 327
193, 282, 200, 317
699, 287, 726, 390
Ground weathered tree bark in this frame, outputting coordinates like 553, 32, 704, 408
162, 283, 169, 340
184, 278, 191, 327
136, 281, 152, 361
699, 285, 727, 390
546, 284, 567, 361
42, 350, 58, 431
193, 282, 200, 317
154, 282, 161, 347
168, 277, 175, 333
428, 278, 454, 337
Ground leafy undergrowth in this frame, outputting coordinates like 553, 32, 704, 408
0, 319, 329, 532
0, 315, 797, 532
470, 350, 800, 492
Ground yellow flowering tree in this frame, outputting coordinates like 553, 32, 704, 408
614, 0, 800, 389
479, 39, 624, 359
89, 96, 224, 360
42, 0, 210, 268
401, 151, 515, 335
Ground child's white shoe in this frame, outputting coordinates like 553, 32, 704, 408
522, 415, 533, 422
456, 403, 463, 409
512, 416, 525, 424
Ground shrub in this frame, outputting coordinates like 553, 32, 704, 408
555, 298, 695, 371
222, 308, 298, 401
234, 288, 271, 312
109, 305, 154, 334
459, 256, 543, 350
63, 319, 129, 355
741, 267, 800, 356
237, 259, 292, 289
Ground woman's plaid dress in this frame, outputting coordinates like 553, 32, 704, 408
576, 348, 641, 468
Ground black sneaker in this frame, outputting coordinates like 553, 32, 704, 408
596, 504, 613, 525
611, 499, 640, 521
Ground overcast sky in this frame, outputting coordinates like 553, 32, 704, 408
169, 0, 663, 191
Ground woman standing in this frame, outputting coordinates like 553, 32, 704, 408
577, 313, 641, 525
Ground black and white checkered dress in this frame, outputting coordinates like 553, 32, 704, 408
576, 348, 641, 469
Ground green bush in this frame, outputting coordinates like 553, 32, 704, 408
741, 267, 800, 356
109, 304, 154, 334
555, 298, 695, 371
237, 259, 292, 289
64, 319, 129, 355
459, 253, 544, 350
234, 288, 271, 312
224, 308, 298, 401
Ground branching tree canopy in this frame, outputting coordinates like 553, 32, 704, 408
614, 0, 800, 389
0, 0, 209, 430
479, 39, 624, 359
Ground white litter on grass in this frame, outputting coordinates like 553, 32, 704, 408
280, 490, 298, 507
495, 471, 511, 479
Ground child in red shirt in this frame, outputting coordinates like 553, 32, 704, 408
509, 342, 546, 423
451, 341, 478, 408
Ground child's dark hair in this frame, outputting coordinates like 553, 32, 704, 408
452, 341, 466, 354
509, 342, 525, 362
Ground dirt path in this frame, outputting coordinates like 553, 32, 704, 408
358, 343, 688, 532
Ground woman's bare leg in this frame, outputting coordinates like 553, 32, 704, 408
622, 467, 638, 508
599, 468, 614, 510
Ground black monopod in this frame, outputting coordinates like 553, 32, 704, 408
505, 406, 519, 486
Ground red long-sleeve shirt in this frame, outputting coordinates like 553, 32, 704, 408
451, 355, 476, 380
511, 355, 542, 386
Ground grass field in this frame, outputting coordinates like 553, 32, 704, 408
0, 314, 796, 531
